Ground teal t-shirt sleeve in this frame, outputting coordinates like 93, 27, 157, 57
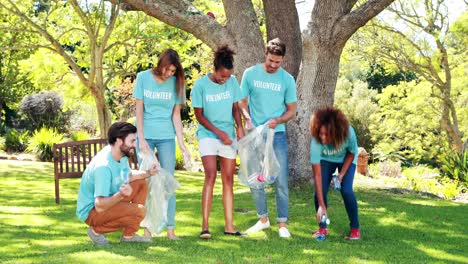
132, 72, 144, 100
191, 81, 203, 108
240, 69, 250, 99
285, 75, 297, 104
232, 76, 242, 102
94, 167, 113, 197
309, 137, 323, 164
347, 126, 358, 155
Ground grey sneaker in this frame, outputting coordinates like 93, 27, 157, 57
120, 234, 153, 243
87, 227, 110, 246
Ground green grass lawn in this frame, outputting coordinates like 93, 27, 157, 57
0, 160, 467, 264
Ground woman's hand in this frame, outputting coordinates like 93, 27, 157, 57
316, 206, 328, 222
218, 131, 233, 145
139, 138, 150, 154
236, 126, 245, 140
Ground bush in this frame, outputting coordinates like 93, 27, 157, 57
3, 129, 29, 152
70, 130, 92, 142
378, 161, 402, 178
438, 147, 467, 187
19, 91, 71, 132
0, 136, 4, 151
27, 127, 65, 161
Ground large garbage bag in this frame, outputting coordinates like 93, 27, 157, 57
237, 125, 280, 189
139, 150, 180, 235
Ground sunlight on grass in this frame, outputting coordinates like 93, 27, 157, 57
146, 246, 171, 252
1, 160, 467, 263
34, 239, 79, 247
416, 244, 468, 263
70, 251, 139, 262
195, 240, 241, 250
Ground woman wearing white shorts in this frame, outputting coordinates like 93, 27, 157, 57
191, 45, 246, 239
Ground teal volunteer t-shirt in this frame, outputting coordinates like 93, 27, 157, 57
133, 69, 183, 139
76, 146, 129, 222
191, 74, 242, 140
240, 64, 297, 132
309, 126, 359, 165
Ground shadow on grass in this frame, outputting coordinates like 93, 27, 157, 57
1, 160, 467, 263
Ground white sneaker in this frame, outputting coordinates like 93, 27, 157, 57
278, 227, 291, 238
245, 219, 270, 233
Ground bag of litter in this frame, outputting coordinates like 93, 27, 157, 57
139, 150, 180, 235
238, 125, 280, 189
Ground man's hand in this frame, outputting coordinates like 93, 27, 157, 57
147, 164, 158, 177
120, 184, 133, 197
268, 118, 280, 129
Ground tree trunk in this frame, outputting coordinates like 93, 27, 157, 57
263, 0, 302, 79
288, 42, 343, 180
93, 86, 112, 138
222, 0, 265, 78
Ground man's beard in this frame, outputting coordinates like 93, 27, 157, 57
120, 145, 135, 158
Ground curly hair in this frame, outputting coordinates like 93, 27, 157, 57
310, 106, 349, 148
214, 45, 236, 70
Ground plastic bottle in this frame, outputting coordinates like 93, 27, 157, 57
332, 172, 341, 191
316, 208, 330, 242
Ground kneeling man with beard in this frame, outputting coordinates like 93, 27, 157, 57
76, 122, 157, 246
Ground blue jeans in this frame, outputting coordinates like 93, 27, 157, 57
137, 138, 176, 229
314, 160, 360, 229
250, 132, 289, 223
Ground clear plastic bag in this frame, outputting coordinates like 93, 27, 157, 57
237, 125, 280, 189
139, 150, 180, 235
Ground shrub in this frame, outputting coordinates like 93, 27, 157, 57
19, 91, 71, 132
70, 130, 92, 142
4, 129, 29, 152
378, 161, 402, 178
438, 147, 467, 187
0, 136, 4, 151
27, 127, 65, 161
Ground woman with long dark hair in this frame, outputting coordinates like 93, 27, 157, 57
133, 49, 190, 240
191, 45, 246, 239
309, 106, 361, 240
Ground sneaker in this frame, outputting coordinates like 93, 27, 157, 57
87, 227, 110, 246
345, 228, 361, 240
120, 234, 152, 243
245, 220, 270, 233
312, 227, 328, 239
278, 227, 291, 238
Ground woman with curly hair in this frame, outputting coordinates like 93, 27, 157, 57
309, 106, 361, 240
191, 45, 246, 239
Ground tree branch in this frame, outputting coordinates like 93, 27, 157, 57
115, 0, 232, 49
335, 0, 395, 45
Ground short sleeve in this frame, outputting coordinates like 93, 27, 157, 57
284, 74, 297, 104
191, 80, 203, 108
347, 126, 358, 155
231, 76, 242, 102
309, 137, 323, 164
240, 69, 251, 99
133, 72, 144, 100
94, 166, 113, 197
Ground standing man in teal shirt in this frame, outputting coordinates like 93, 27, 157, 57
239, 38, 297, 238
76, 122, 157, 246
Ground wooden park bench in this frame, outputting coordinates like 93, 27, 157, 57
53, 139, 138, 204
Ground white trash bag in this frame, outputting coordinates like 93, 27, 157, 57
238, 125, 280, 189
139, 150, 180, 236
